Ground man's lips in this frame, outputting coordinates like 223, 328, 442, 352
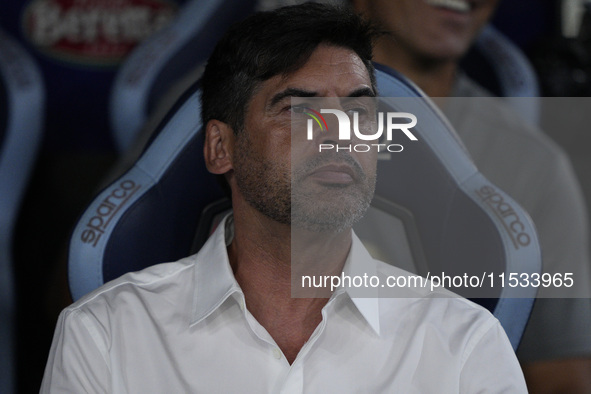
308, 164, 357, 184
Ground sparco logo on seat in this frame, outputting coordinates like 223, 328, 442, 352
81, 180, 141, 247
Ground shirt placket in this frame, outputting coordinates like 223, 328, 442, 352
278, 297, 337, 394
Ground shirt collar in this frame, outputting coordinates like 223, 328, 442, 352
190, 214, 241, 326
342, 232, 381, 336
190, 214, 381, 336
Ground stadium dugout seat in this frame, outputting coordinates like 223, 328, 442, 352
0, 30, 45, 394
69, 67, 541, 350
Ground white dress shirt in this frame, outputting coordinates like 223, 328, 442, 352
41, 215, 527, 393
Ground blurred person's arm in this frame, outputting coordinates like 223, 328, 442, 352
445, 86, 591, 392
513, 148, 591, 393
40, 308, 110, 393
522, 358, 591, 393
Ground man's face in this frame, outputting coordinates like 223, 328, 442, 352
358, 0, 499, 61
232, 44, 377, 232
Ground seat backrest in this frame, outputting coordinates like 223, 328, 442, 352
109, 0, 258, 152
69, 67, 541, 350
372, 65, 540, 348
0, 29, 45, 394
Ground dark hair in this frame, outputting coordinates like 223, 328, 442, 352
201, 2, 380, 133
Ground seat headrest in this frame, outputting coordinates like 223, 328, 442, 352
0, 29, 45, 238
110, 0, 258, 152
0, 28, 45, 394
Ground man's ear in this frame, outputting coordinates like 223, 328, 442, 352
204, 119, 235, 175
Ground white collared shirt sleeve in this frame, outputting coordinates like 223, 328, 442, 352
460, 319, 528, 393
41, 308, 110, 393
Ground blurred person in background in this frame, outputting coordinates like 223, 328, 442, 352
350, 0, 591, 392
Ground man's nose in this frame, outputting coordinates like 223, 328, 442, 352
318, 108, 351, 146
322, 115, 343, 145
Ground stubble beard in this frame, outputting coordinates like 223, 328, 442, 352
233, 132, 376, 233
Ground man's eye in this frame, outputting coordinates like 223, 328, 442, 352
291, 105, 307, 113
291, 104, 318, 114
346, 107, 368, 116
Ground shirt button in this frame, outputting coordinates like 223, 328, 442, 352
239, 300, 245, 311
273, 348, 282, 359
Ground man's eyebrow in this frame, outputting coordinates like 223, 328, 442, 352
270, 88, 317, 107
347, 87, 376, 98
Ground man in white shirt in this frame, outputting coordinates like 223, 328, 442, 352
350, 0, 591, 392
41, 3, 527, 392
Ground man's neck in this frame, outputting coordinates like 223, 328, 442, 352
373, 37, 458, 97
227, 200, 353, 364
